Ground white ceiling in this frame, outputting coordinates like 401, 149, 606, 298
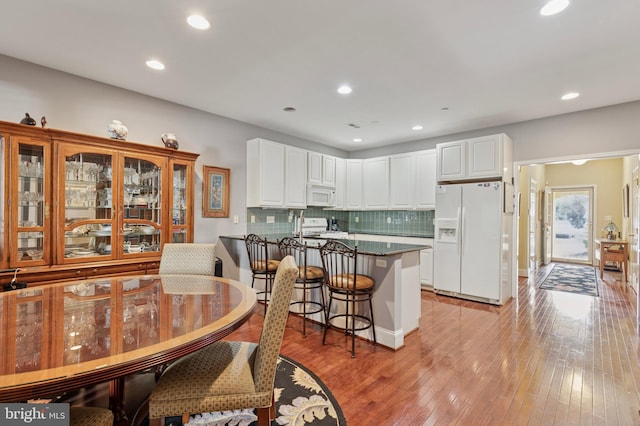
1, 1, 639, 151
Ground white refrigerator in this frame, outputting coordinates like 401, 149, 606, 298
433, 181, 513, 305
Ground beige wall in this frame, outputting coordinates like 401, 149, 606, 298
545, 158, 623, 239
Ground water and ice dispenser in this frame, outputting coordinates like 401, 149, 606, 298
434, 218, 459, 244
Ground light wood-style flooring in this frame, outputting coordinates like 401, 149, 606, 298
238, 263, 640, 425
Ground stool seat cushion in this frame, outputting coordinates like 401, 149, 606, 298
150, 341, 266, 418
328, 273, 374, 290
251, 259, 281, 272
70, 407, 113, 426
299, 265, 324, 280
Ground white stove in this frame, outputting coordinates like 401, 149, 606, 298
298, 217, 349, 239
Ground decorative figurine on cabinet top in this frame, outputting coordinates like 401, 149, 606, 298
107, 120, 128, 140
19, 113, 36, 126
161, 132, 179, 149
41, 116, 47, 128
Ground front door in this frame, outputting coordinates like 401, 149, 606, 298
550, 186, 594, 264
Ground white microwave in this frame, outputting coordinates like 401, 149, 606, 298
307, 184, 336, 206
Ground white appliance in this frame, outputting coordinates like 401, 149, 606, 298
433, 181, 513, 305
307, 184, 336, 207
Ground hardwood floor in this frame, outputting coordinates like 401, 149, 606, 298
63, 263, 640, 425
238, 263, 640, 425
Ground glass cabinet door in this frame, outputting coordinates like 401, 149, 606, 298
121, 154, 165, 255
60, 147, 115, 262
170, 160, 193, 243
11, 137, 50, 266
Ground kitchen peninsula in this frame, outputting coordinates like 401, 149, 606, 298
218, 234, 429, 350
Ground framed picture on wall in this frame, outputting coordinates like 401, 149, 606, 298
203, 166, 230, 218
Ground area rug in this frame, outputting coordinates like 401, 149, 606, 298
154, 355, 346, 426
539, 263, 599, 296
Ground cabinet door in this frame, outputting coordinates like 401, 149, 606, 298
120, 153, 166, 258
389, 153, 415, 209
467, 135, 502, 179
322, 155, 336, 186
9, 136, 51, 267
363, 157, 389, 209
415, 149, 436, 209
169, 159, 193, 243
58, 145, 117, 264
246, 139, 285, 207
334, 158, 346, 209
436, 140, 466, 182
345, 159, 363, 209
420, 248, 433, 286
285, 146, 307, 207
307, 151, 322, 185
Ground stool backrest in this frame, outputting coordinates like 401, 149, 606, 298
277, 237, 308, 281
245, 234, 271, 273
319, 239, 358, 290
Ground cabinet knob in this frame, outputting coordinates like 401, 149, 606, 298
76, 270, 82, 275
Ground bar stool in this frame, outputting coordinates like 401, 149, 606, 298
278, 237, 326, 337
245, 234, 280, 315
319, 239, 376, 357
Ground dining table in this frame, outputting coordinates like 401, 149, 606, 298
0, 274, 257, 425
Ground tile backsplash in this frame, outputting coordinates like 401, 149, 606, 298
247, 207, 434, 237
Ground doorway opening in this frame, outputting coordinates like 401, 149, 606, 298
549, 186, 594, 264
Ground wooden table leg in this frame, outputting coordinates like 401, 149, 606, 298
109, 377, 128, 426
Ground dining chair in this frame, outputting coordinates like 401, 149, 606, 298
148, 255, 298, 426
278, 237, 326, 337
319, 239, 377, 357
70, 406, 113, 426
159, 243, 216, 275
245, 234, 280, 315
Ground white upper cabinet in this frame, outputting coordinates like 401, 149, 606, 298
285, 146, 308, 208
363, 156, 390, 209
345, 159, 363, 209
246, 138, 306, 208
436, 140, 466, 182
333, 157, 346, 209
308, 151, 336, 186
415, 149, 436, 209
436, 133, 512, 183
389, 153, 415, 209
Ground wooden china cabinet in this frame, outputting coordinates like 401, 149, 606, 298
0, 120, 199, 287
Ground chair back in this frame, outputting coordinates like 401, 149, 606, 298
245, 234, 272, 273
319, 239, 358, 290
159, 243, 216, 275
252, 255, 298, 392
277, 237, 308, 281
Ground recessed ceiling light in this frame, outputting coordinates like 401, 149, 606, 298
146, 59, 165, 70
187, 15, 210, 30
283, 107, 296, 112
540, 0, 570, 16
561, 92, 580, 100
337, 85, 352, 95
441, 107, 449, 111
412, 125, 423, 131
353, 138, 362, 142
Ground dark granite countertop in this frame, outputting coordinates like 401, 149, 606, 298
219, 234, 430, 256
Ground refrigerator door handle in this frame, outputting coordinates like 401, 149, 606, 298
457, 206, 462, 256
